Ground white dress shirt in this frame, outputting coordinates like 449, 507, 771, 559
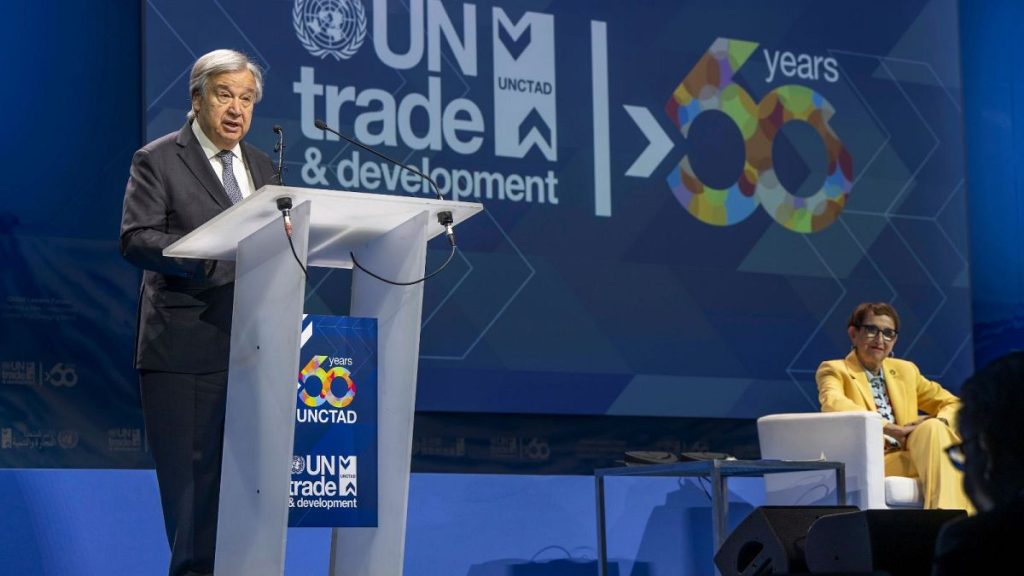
191, 120, 255, 199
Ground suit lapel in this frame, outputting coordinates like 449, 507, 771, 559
175, 122, 233, 210
241, 143, 271, 191
881, 360, 908, 423
844, 351, 876, 410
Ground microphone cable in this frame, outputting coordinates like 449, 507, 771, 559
275, 195, 308, 284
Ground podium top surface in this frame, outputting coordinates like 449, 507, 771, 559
164, 185, 483, 268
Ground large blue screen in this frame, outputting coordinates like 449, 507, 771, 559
143, 0, 972, 421
0, 0, 973, 470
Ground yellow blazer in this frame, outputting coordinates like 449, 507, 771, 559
816, 351, 960, 425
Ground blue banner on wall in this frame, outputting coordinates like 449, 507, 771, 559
290, 315, 377, 527
140, 0, 972, 422
0, 1, 144, 469
1, 0, 974, 470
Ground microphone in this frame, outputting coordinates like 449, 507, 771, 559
274, 194, 308, 282
313, 119, 454, 245
272, 125, 285, 185
313, 119, 460, 285
276, 196, 293, 237
313, 119, 443, 199
270, 127, 306, 282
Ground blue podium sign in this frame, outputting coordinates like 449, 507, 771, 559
289, 315, 378, 527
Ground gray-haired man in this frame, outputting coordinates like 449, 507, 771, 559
120, 49, 276, 576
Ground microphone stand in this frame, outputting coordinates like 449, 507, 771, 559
271, 125, 306, 282
273, 125, 285, 185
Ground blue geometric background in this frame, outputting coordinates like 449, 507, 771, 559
0, 0, 983, 469
5, 1, 1024, 574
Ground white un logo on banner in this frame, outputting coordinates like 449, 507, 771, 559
293, 0, 367, 61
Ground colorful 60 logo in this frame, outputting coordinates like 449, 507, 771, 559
665, 38, 853, 233
297, 355, 356, 408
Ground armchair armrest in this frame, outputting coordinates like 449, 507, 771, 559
757, 411, 887, 509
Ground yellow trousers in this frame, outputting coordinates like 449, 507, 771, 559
884, 418, 972, 512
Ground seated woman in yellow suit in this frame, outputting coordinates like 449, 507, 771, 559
817, 302, 970, 510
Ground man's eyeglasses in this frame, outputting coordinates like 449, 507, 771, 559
945, 442, 966, 471
945, 437, 979, 472
858, 324, 898, 342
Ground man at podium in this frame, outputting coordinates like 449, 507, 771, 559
119, 49, 276, 576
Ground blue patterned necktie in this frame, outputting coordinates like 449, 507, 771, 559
217, 150, 244, 205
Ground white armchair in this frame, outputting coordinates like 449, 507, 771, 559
757, 412, 923, 510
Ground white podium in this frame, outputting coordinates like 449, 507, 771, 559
165, 185, 482, 576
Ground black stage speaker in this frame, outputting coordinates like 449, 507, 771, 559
714, 506, 857, 576
805, 508, 966, 576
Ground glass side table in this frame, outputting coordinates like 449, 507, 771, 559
594, 458, 846, 576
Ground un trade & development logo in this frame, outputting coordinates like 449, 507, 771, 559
293, 0, 367, 61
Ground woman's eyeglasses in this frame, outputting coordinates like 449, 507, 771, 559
858, 323, 898, 342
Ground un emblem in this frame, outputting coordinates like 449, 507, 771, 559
293, 0, 367, 61
291, 455, 306, 475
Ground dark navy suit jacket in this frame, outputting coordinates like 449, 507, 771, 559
120, 121, 276, 373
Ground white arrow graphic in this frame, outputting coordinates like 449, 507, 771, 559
623, 105, 674, 178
